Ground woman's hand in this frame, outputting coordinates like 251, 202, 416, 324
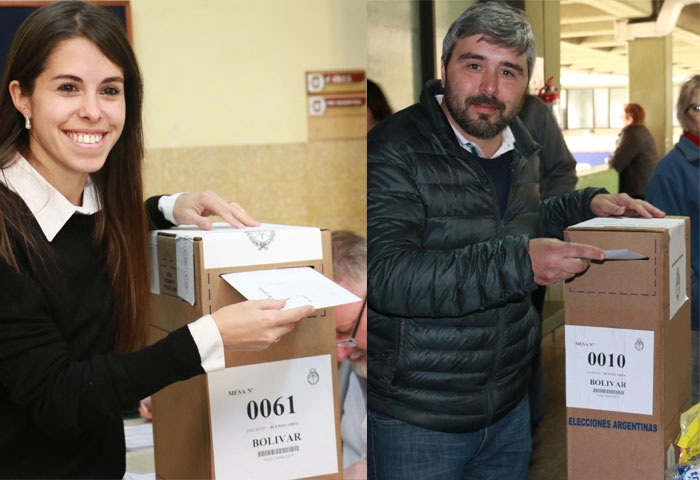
173, 191, 260, 230
212, 299, 315, 351
138, 397, 152, 421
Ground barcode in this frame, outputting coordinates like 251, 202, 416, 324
593, 388, 624, 395
257, 445, 300, 457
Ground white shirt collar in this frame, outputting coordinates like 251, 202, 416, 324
435, 94, 516, 158
0, 155, 101, 241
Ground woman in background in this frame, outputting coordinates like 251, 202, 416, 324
0, 2, 313, 477
646, 75, 700, 404
606, 103, 658, 199
366, 78, 393, 131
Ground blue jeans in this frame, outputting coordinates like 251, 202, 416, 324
367, 395, 531, 480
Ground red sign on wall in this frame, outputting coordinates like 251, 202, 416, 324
306, 70, 366, 140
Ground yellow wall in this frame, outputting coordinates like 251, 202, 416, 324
143, 141, 366, 233
129, 0, 367, 235
367, 0, 420, 111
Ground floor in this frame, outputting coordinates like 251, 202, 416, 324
527, 324, 568, 480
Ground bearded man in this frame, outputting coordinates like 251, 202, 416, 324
366, 3, 663, 479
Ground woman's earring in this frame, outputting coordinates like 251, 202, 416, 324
24, 116, 31, 130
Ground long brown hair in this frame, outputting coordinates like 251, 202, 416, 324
0, 1, 149, 353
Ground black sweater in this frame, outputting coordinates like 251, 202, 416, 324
0, 191, 204, 478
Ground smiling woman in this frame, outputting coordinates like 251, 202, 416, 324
9, 37, 127, 204
0, 2, 313, 477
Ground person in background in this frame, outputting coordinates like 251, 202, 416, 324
367, 78, 393, 131
646, 74, 700, 404
332, 230, 367, 480
518, 92, 578, 436
0, 2, 313, 477
519, 93, 578, 199
606, 103, 658, 199
367, 2, 664, 478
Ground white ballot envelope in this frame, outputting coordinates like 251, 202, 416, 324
604, 249, 649, 260
221, 266, 362, 309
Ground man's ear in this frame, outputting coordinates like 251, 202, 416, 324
8, 80, 31, 118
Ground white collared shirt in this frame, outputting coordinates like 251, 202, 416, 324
435, 94, 516, 159
0, 155, 101, 241
0, 155, 224, 372
341, 371, 367, 468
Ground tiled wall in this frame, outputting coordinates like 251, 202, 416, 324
143, 139, 367, 236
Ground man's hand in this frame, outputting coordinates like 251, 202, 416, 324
590, 193, 665, 219
529, 238, 605, 286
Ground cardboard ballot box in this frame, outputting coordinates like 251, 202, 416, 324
564, 217, 691, 480
148, 224, 342, 480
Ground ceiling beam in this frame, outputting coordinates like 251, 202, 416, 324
573, 0, 653, 18
559, 1, 699, 80
575, 35, 625, 48
615, 0, 700, 41
561, 21, 615, 38
560, 4, 615, 24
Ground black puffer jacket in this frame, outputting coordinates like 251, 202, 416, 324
367, 80, 604, 433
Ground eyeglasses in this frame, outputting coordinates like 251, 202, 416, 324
687, 104, 700, 113
336, 298, 366, 348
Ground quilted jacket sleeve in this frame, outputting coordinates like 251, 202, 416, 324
368, 140, 538, 319
539, 187, 606, 239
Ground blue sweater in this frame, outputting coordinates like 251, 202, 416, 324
646, 134, 700, 330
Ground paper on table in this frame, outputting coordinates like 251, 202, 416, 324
123, 472, 155, 480
221, 266, 361, 309
124, 422, 153, 451
604, 249, 649, 260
